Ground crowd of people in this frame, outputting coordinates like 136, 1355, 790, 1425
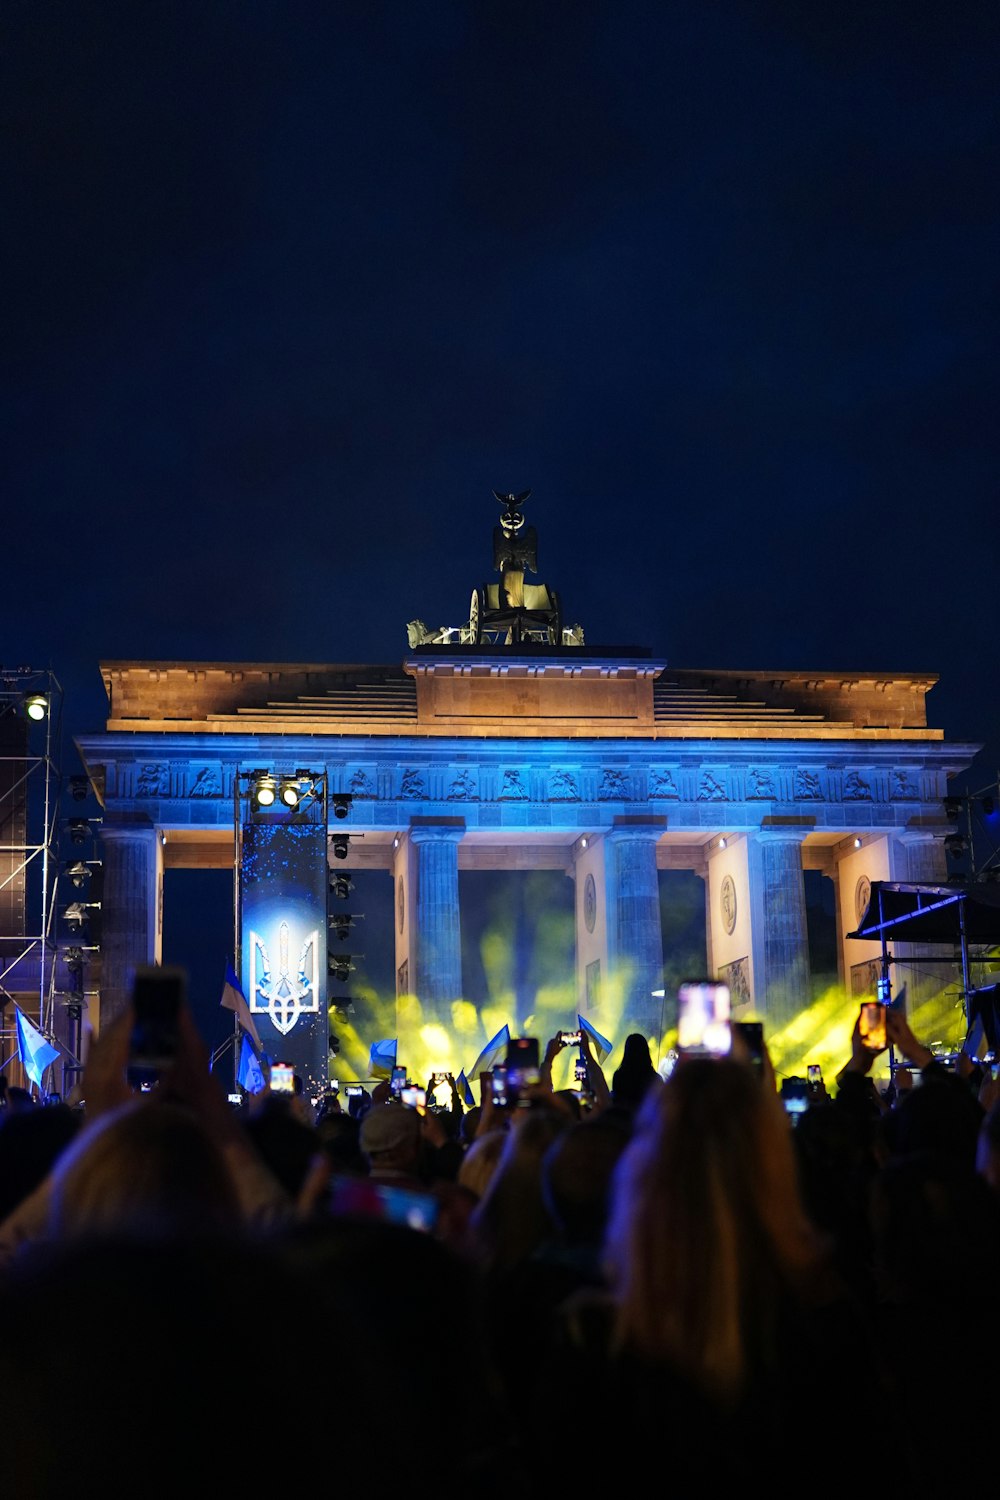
2, 991, 999, 1493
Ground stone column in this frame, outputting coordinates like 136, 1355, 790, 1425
605, 825, 664, 1042
410, 822, 464, 1027
99, 818, 162, 1027
746, 827, 810, 1031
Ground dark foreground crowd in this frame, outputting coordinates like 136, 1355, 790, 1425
2, 1001, 999, 1496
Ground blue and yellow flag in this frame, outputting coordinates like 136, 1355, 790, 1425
579, 1014, 612, 1063
15, 1008, 60, 1089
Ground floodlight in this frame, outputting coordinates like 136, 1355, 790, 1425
69, 775, 90, 801
332, 795, 353, 820
329, 873, 353, 899
253, 774, 277, 807
24, 693, 48, 721
331, 835, 349, 860
280, 779, 300, 808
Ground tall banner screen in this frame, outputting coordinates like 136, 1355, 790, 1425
240, 820, 328, 1102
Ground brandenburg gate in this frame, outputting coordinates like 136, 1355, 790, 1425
74, 494, 977, 1082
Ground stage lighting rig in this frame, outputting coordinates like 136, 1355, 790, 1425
329, 873, 354, 900
330, 998, 356, 1023
328, 954, 360, 982
330, 834, 350, 860
69, 775, 91, 801
67, 818, 100, 845
23, 693, 48, 722
331, 794, 353, 820
63, 901, 101, 933
328, 913, 363, 942
65, 859, 100, 888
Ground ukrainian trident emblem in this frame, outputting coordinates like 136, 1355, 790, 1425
249, 920, 319, 1035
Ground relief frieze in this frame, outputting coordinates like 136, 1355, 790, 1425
447, 768, 479, 801
599, 769, 630, 800
746, 766, 776, 800
400, 769, 426, 800
189, 767, 221, 797
843, 771, 872, 802
136, 764, 169, 798
649, 769, 679, 799
549, 769, 580, 801
499, 769, 528, 800
698, 770, 728, 802
794, 769, 823, 800
349, 769, 376, 799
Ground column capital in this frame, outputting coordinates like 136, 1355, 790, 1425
408, 819, 465, 845
754, 823, 810, 845
606, 819, 664, 845
99, 815, 158, 841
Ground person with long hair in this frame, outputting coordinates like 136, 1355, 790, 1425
526, 1053, 870, 1482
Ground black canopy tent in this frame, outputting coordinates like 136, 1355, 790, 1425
848, 881, 1000, 1047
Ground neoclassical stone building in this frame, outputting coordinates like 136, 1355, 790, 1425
76, 648, 976, 1063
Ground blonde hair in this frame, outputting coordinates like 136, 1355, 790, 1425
50, 1101, 240, 1240
604, 1058, 822, 1400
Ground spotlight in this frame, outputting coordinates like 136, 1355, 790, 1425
854, 837, 863, 849
332, 1000, 355, 1023
69, 775, 90, 801
68, 819, 91, 845
328, 1033, 341, 1056
330, 916, 353, 941
580, 837, 588, 850
332, 795, 353, 820
718, 836, 727, 849
328, 955, 356, 981
392, 836, 400, 850
24, 693, 48, 721
64, 903, 87, 931
253, 773, 277, 808
944, 796, 964, 819
331, 835, 349, 860
945, 834, 968, 858
329, 873, 353, 900
280, 779, 300, 808
64, 947, 84, 976
65, 860, 91, 887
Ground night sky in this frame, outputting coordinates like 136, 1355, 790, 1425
5, 7, 999, 871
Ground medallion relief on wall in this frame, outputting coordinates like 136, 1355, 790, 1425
720, 874, 737, 935
584, 873, 597, 933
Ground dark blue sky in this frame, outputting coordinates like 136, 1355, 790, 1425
5, 1, 999, 784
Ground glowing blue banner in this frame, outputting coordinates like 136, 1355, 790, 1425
240, 820, 328, 1101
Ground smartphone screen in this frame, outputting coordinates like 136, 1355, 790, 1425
128, 965, 184, 1085
390, 1065, 407, 1097
859, 1002, 887, 1052
271, 1062, 295, 1094
733, 1020, 764, 1075
807, 1064, 823, 1087
677, 981, 731, 1056
491, 1065, 510, 1108
561, 1030, 582, 1046
505, 1037, 540, 1093
400, 1085, 426, 1112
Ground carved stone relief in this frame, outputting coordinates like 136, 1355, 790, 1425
189, 767, 221, 797
698, 770, 727, 802
843, 772, 872, 801
649, 769, 679, 799
719, 955, 751, 1010
136, 764, 169, 797
549, 769, 580, 801
400, 769, 426, 799
746, 766, 776, 800
349, 769, 375, 798
794, 769, 823, 800
499, 769, 528, 800
447, 768, 478, 801
599, 769, 629, 800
